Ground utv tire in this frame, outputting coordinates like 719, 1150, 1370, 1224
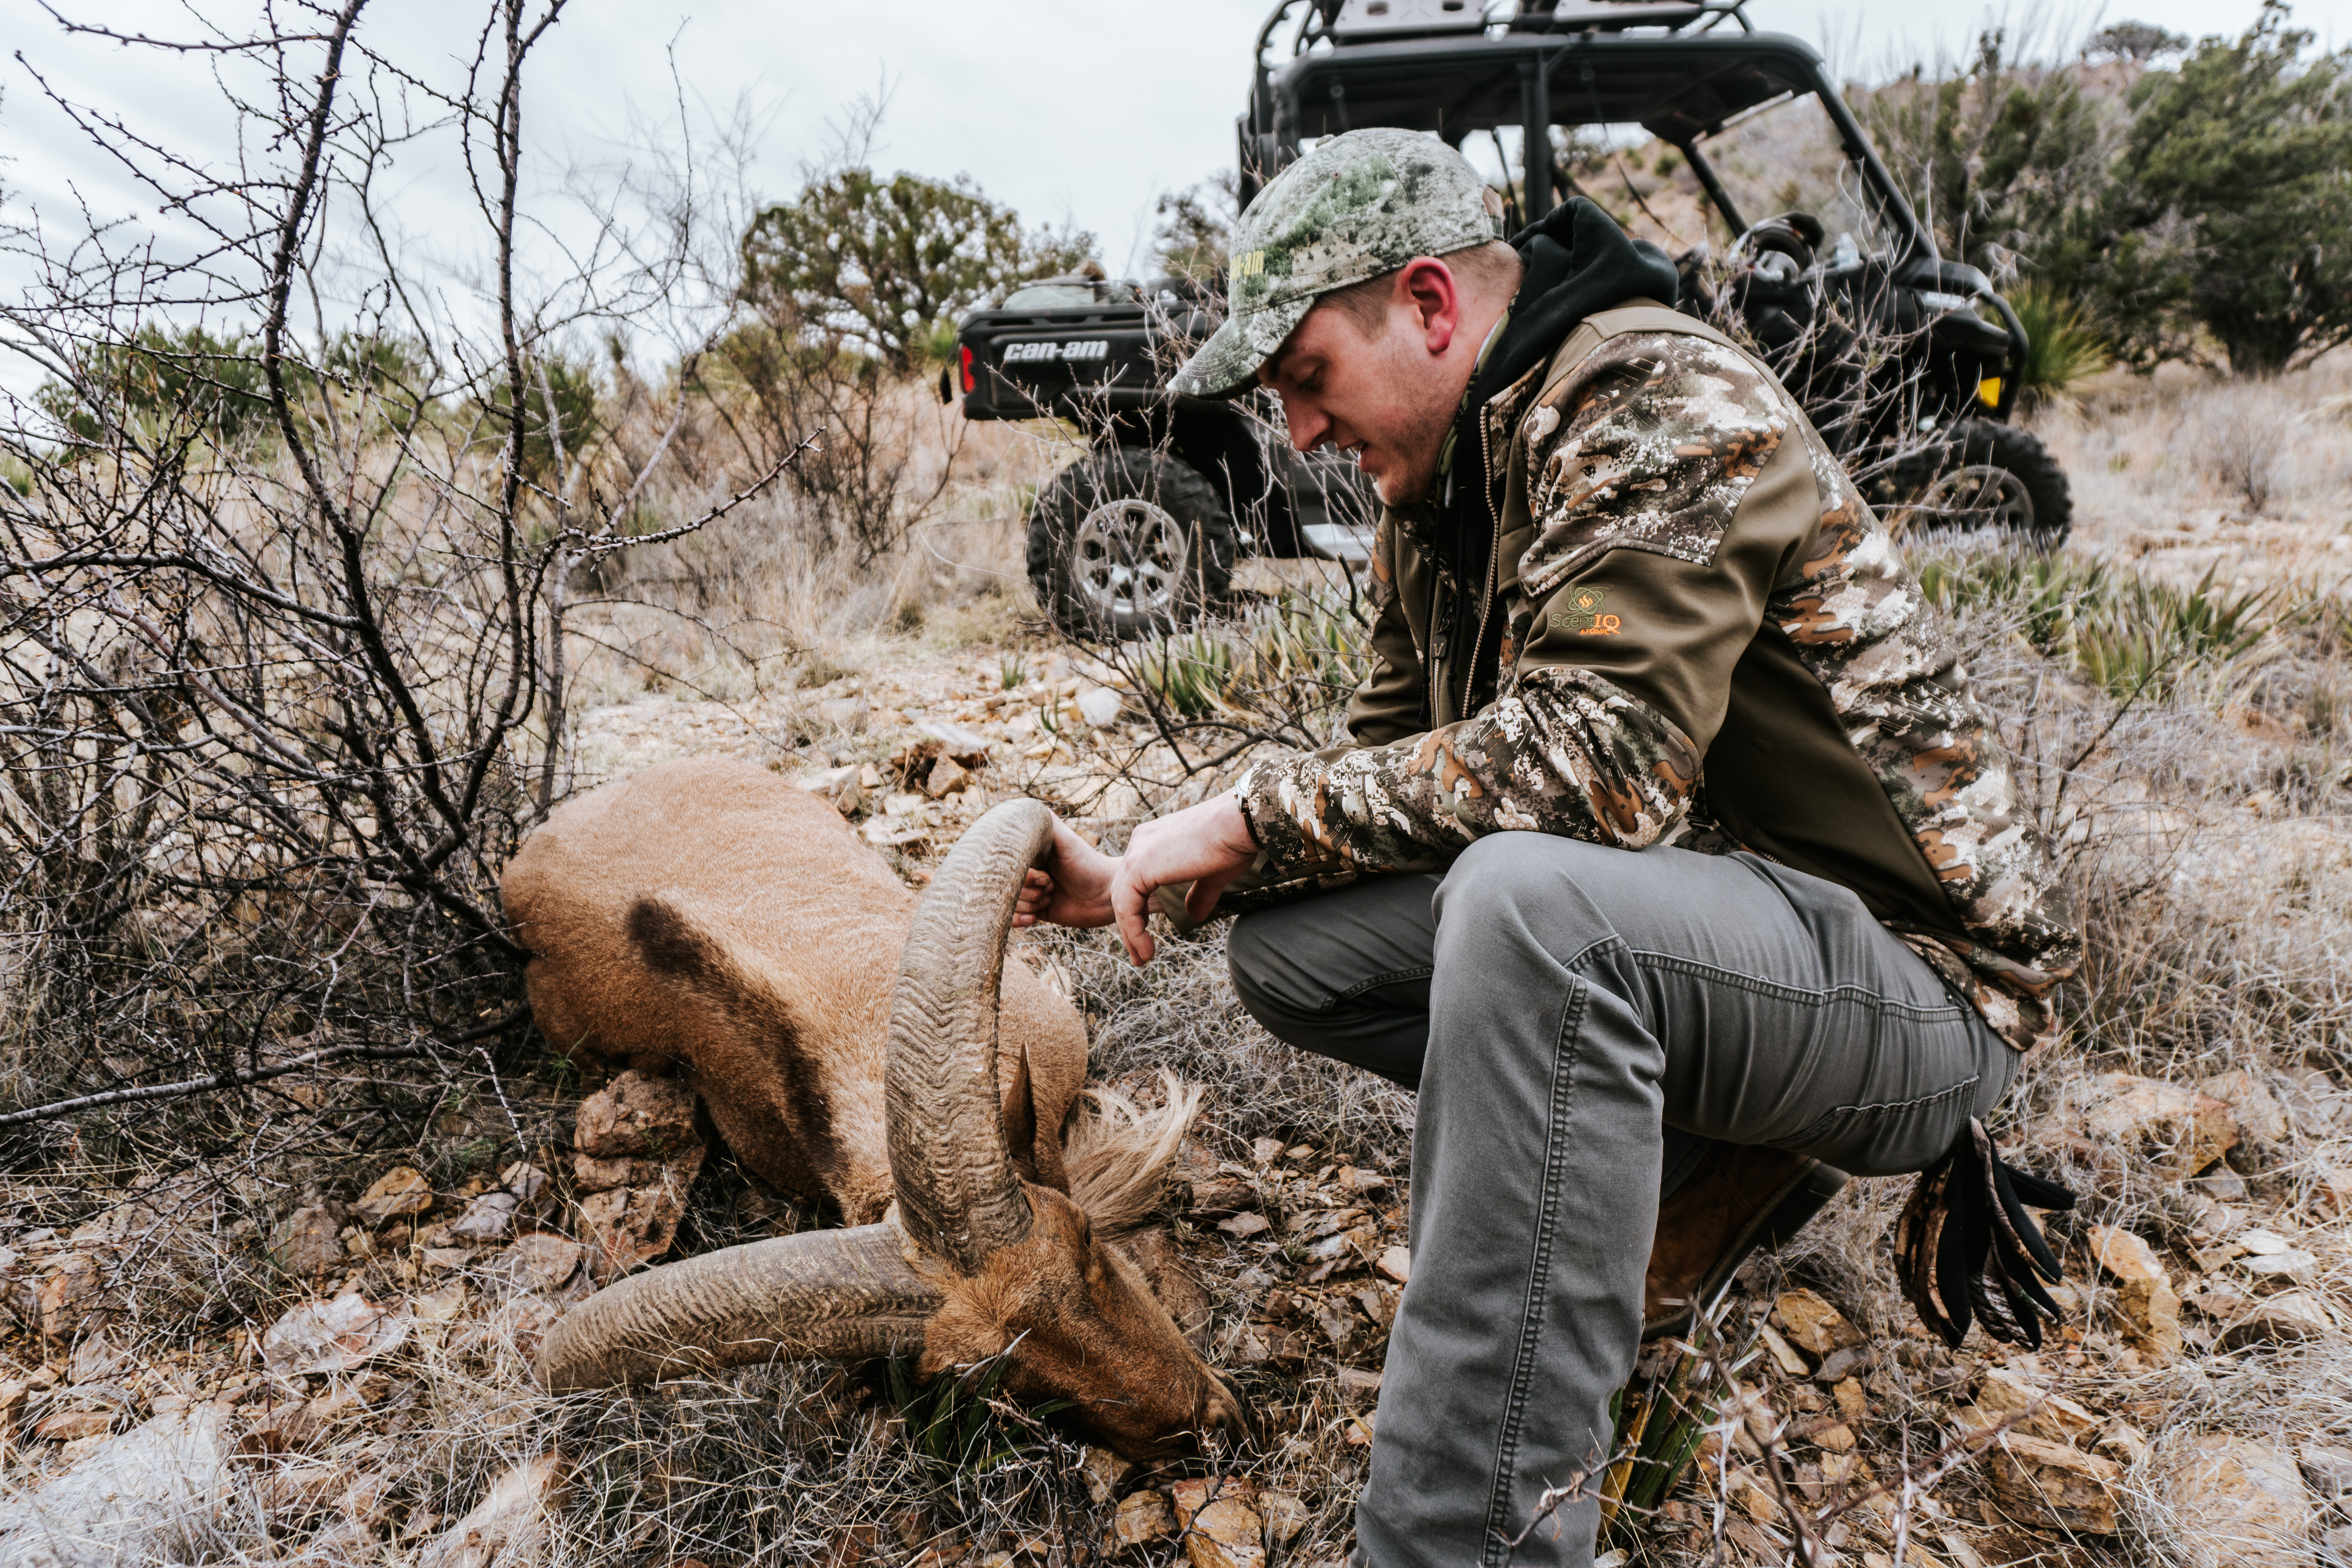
1027, 445, 1236, 641
1901, 419, 2072, 548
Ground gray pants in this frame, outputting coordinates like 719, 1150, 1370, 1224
1227, 835, 2014, 1568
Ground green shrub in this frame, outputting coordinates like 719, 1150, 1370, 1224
1917, 546, 2275, 699
2010, 285, 2110, 405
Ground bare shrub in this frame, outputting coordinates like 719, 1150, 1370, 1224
0, 4, 788, 1287
2200, 382, 2291, 514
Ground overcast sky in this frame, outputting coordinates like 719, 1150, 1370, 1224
1, 0, 2346, 390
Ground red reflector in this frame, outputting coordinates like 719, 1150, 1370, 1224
959, 344, 975, 394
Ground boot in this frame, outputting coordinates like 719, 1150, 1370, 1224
1642, 1145, 1849, 1341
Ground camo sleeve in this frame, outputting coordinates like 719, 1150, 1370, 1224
1234, 331, 1803, 881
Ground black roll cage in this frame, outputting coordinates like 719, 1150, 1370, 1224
1239, 0, 1934, 266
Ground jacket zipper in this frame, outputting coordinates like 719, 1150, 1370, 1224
1463, 408, 1505, 717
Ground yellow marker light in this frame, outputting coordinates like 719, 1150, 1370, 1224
1978, 376, 2003, 408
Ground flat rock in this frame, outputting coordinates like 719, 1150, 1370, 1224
1972, 1367, 2100, 1445
1982, 1430, 2124, 1534
449, 1191, 520, 1245
573, 1071, 701, 1161
578, 1154, 702, 1282
1375, 1245, 1410, 1285
2156, 1433, 2315, 1568
261, 1292, 410, 1376
1111, 1490, 1174, 1550
2078, 1072, 2239, 1180
271, 1205, 347, 1280
1169, 1478, 1265, 1568
1773, 1288, 1863, 1357
354, 1166, 433, 1223
502, 1233, 585, 1293
416, 1453, 569, 1568
2087, 1225, 2182, 1361
2197, 1067, 2291, 1147
2299, 1441, 2352, 1498
2218, 1289, 2336, 1349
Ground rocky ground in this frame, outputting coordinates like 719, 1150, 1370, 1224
6, 365, 2352, 1567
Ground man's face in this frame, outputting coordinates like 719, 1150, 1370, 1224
1256, 261, 1473, 507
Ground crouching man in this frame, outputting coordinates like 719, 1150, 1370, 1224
1018, 128, 2079, 1568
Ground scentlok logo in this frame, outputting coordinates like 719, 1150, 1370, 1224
1552, 586, 1621, 636
1001, 340, 1109, 364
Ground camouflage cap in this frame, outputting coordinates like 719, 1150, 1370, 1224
1171, 127, 1505, 399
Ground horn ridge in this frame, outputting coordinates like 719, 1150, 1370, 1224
536, 1223, 938, 1389
885, 797, 1057, 1274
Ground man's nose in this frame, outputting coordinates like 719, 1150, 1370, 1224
1281, 397, 1329, 453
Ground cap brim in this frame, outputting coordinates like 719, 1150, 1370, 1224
1169, 295, 1316, 399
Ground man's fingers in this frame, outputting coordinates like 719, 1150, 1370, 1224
1111, 875, 1156, 967
1184, 870, 1235, 925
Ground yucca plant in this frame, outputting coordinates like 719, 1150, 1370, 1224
887, 1345, 1069, 1477
1600, 1318, 1749, 1547
1140, 630, 1238, 719
2009, 284, 2110, 409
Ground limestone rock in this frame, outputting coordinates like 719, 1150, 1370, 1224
2196, 1068, 2290, 1147
574, 1071, 700, 1160
500, 1233, 584, 1294
1078, 1446, 1132, 1507
271, 1206, 347, 1281
2218, 1289, 2336, 1349
415, 1454, 569, 1568
1982, 1431, 2123, 1534
2087, 1225, 2182, 1361
2300, 1441, 2352, 1498
1168, 1478, 1264, 1568
922, 754, 972, 797
578, 1154, 702, 1283
1772, 1288, 1864, 1357
1375, 1245, 1410, 1285
2156, 1433, 2315, 1568
1111, 1490, 1175, 1550
354, 1167, 433, 1223
2078, 1073, 2238, 1180
261, 1292, 410, 1376
1970, 1368, 2099, 1446
448, 1191, 519, 1245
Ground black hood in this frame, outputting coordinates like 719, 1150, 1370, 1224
1472, 198, 1682, 425
1425, 200, 1679, 725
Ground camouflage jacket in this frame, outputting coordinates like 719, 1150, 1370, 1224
1230, 303, 2081, 1052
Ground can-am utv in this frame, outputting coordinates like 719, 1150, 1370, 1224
949, 0, 2070, 641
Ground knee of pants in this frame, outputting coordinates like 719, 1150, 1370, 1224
1434, 832, 1623, 964
1227, 910, 1310, 1033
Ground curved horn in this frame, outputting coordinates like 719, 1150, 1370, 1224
537, 1223, 939, 1390
886, 796, 1055, 1274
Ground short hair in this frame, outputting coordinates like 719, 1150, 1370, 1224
1313, 241, 1524, 338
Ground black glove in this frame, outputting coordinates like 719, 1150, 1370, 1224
1895, 1118, 2075, 1350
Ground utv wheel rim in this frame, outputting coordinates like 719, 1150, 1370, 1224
1072, 497, 1187, 623
1913, 463, 2036, 534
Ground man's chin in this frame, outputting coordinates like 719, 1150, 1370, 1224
1371, 466, 1436, 506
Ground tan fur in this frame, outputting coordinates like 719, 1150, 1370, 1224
502, 757, 1098, 1220
922, 1183, 1244, 1459
1063, 1071, 1203, 1238
506, 759, 1244, 1460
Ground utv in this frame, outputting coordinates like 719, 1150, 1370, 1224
949, 0, 2071, 641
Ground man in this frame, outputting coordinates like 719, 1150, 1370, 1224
1017, 128, 2077, 1568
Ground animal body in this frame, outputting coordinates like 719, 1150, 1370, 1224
504, 758, 1245, 1459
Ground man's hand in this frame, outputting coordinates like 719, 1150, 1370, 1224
1012, 792, 1261, 966
1107, 792, 1259, 965
1013, 813, 1118, 930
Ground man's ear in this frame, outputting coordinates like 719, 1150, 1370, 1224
1398, 256, 1461, 358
